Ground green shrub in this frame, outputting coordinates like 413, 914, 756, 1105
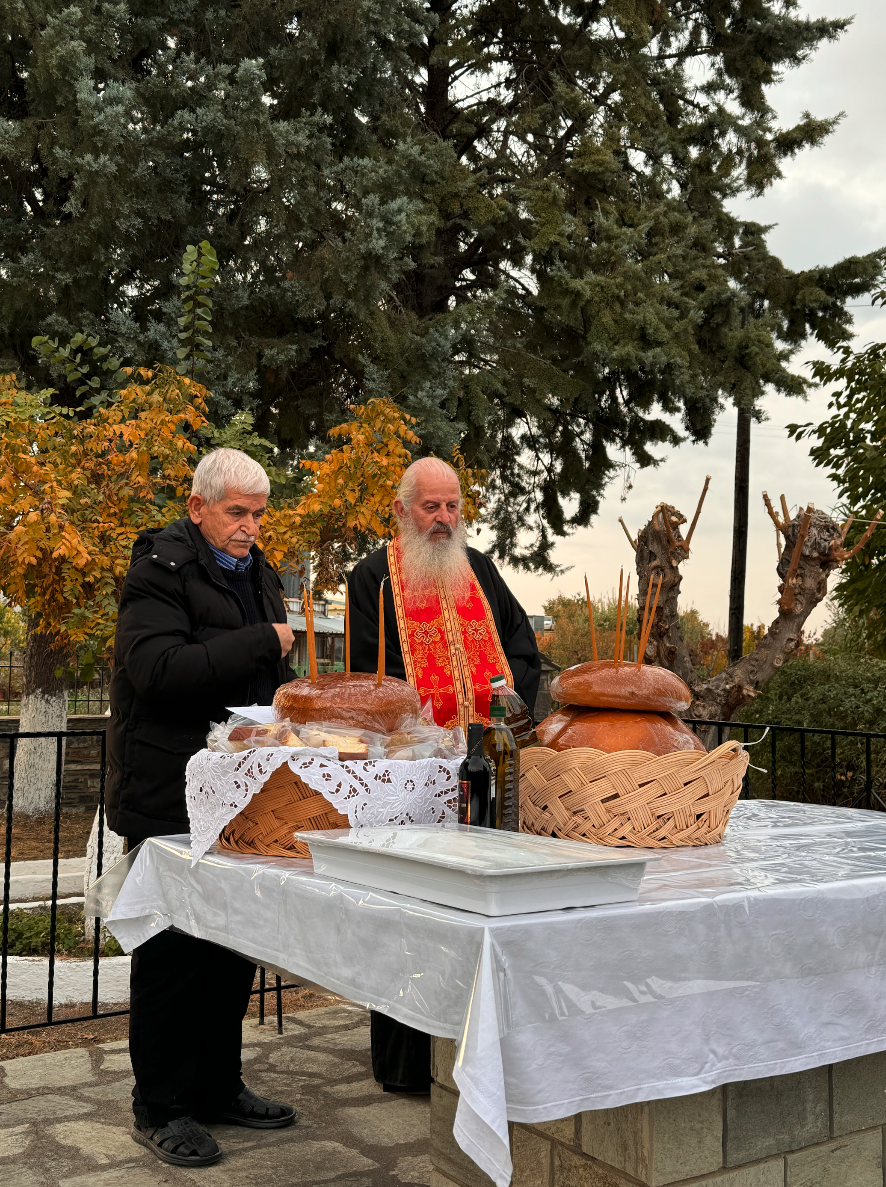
734, 656, 886, 807
5, 908, 123, 957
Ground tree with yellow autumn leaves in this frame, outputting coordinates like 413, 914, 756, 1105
0, 365, 482, 810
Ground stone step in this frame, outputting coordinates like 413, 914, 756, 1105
2, 858, 86, 903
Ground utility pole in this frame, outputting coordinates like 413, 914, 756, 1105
727, 408, 751, 664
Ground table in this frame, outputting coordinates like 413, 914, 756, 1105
90, 800, 886, 1187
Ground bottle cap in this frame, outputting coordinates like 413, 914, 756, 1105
467, 722, 484, 752
490, 674, 506, 686
490, 706, 507, 719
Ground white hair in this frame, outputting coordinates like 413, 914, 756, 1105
192, 449, 270, 504
397, 457, 461, 511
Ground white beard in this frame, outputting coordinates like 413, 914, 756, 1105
398, 515, 472, 595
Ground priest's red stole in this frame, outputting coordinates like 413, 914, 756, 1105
387, 538, 514, 731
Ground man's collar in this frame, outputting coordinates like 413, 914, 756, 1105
205, 539, 253, 572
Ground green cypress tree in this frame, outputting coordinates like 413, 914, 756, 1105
2, 0, 882, 567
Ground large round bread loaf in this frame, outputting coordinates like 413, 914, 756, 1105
535, 705, 705, 756
551, 659, 691, 713
273, 672, 421, 734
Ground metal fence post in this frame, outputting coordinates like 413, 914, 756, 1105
1, 736, 15, 1033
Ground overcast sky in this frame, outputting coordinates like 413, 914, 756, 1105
479, 0, 886, 637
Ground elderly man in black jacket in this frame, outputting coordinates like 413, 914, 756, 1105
107, 448, 297, 1167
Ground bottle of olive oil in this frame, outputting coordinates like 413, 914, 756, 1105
484, 698, 520, 832
458, 723, 494, 827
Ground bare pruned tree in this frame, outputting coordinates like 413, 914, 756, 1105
619, 482, 882, 724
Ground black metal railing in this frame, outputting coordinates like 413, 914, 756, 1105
681, 720, 886, 812
3, 718, 886, 1038
0, 650, 112, 716
0, 729, 296, 1038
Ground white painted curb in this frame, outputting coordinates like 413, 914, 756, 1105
6, 955, 130, 1004
3, 858, 86, 903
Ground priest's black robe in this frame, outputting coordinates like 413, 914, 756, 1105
348, 544, 542, 716
348, 543, 542, 1091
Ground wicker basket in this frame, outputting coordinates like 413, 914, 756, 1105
520, 740, 748, 848
218, 763, 349, 859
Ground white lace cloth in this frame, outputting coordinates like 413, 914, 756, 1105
186, 746, 460, 863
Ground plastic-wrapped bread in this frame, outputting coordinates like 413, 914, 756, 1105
273, 672, 421, 735
208, 721, 305, 753
550, 660, 692, 714
536, 705, 705, 756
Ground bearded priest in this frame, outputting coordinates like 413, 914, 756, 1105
347, 456, 542, 1093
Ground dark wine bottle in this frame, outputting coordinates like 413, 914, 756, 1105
457, 722, 494, 827
484, 700, 520, 832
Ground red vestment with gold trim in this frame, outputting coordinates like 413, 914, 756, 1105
387, 538, 514, 732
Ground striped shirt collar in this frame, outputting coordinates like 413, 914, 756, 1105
206, 540, 253, 572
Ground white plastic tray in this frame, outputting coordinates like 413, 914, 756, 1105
296, 824, 654, 916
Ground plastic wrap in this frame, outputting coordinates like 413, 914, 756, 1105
99, 799, 886, 1187
536, 705, 705, 754
273, 672, 422, 733
297, 723, 388, 761
208, 719, 304, 753
386, 724, 466, 761
551, 659, 692, 713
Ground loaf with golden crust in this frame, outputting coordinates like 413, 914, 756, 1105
536, 705, 705, 757
550, 659, 691, 714
273, 672, 421, 735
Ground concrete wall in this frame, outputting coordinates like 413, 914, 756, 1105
430, 1037, 886, 1187
0, 716, 108, 811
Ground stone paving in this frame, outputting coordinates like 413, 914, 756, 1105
0, 1005, 431, 1187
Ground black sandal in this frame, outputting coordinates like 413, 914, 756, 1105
131, 1116, 222, 1166
196, 1085, 297, 1129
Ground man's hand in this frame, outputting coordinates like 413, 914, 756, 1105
273, 623, 295, 657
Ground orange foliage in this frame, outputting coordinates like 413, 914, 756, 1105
0, 377, 484, 651
0, 367, 208, 648
262, 399, 486, 592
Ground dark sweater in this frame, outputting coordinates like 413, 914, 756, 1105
222, 568, 278, 706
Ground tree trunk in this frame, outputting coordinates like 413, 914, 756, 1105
727, 409, 751, 663
14, 623, 70, 815
634, 495, 846, 727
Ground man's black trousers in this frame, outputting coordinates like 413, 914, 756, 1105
129, 927, 256, 1126
370, 1013, 431, 1091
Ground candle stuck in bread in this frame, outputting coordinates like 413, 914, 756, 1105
584, 573, 597, 662
303, 583, 318, 684
377, 577, 387, 686
614, 567, 623, 665
345, 584, 351, 673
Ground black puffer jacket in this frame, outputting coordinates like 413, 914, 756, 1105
106, 517, 291, 840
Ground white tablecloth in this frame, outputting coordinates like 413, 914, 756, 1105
91, 801, 886, 1187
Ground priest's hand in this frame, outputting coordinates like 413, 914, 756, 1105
273, 623, 295, 657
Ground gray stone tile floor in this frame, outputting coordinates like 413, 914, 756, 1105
0, 1005, 431, 1186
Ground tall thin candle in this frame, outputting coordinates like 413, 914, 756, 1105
614, 568, 623, 665
303, 583, 318, 684
344, 585, 350, 673
636, 573, 655, 667
638, 574, 663, 663
584, 574, 598, 662
377, 577, 387, 686
620, 574, 631, 662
